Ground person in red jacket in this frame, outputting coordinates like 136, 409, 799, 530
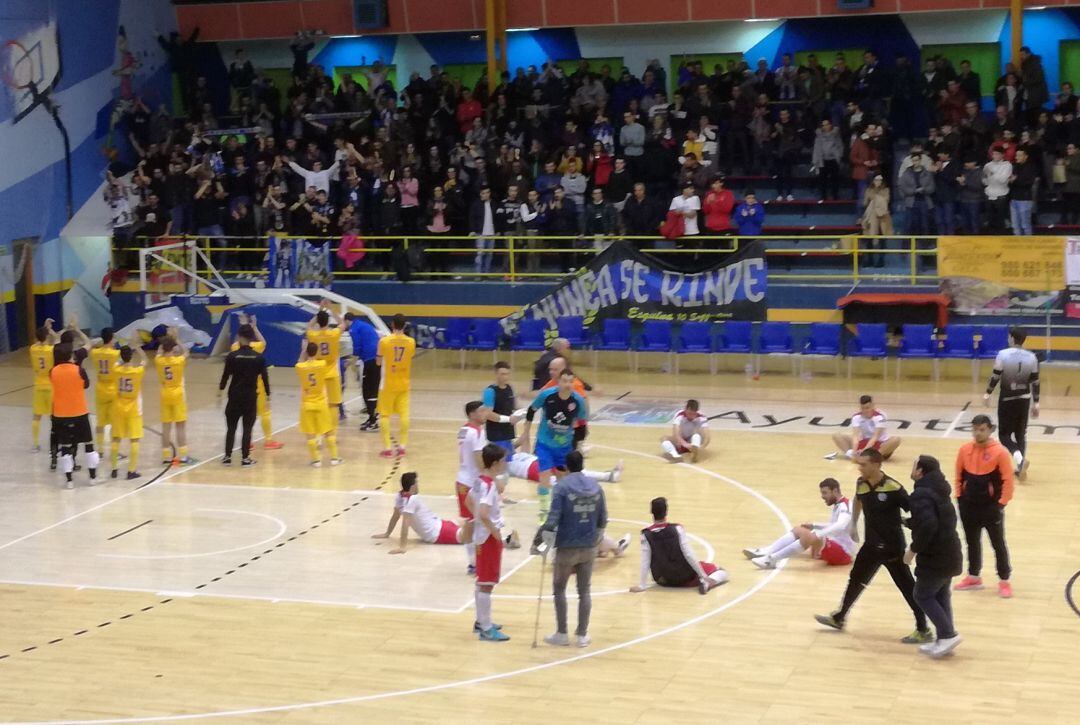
586, 141, 613, 188
455, 88, 483, 136
702, 176, 734, 233
953, 414, 1015, 598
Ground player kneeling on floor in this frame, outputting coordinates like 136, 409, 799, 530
742, 478, 856, 569
630, 497, 729, 595
661, 399, 710, 462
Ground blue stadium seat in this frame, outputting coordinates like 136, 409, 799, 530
846, 323, 888, 379
978, 326, 1010, 359
512, 319, 548, 352
675, 321, 715, 374
755, 321, 796, 375
799, 322, 842, 376
591, 318, 633, 371
557, 316, 590, 348
938, 325, 978, 383
715, 320, 754, 372
435, 317, 471, 369
471, 318, 502, 355
636, 319, 674, 372
896, 324, 938, 380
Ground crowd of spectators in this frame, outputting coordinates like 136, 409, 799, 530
106, 36, 1075, 277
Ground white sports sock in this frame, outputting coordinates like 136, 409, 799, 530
465, 542, 476, 566
690, 433, 702, 447
549, 474, 558, 487
764, 532, 797, 555
583, 468, 611, 482
708, 569, 730, 586
661, 440, 680, 457
86, 450, 101, 471
61, 454, 74, 474
475, 590, 492, 629
772, 539, 806, 561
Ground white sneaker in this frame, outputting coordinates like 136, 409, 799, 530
31, 445, 41, 453
310, 460, 322, 468
751, 555, 775, 570
930, 634, 962, 658
919, 642, 937, 655
742, 547, 764, 560
616, 533, 631, 556
64, 480, 74, 490
776, 195, 784, 202
1012, 450, 1023, 471
664, 451, 683, 463
544, 632, 570, 646
823, 451, 839, 460
330, 458, 343, 466
610, 460, 623, 483
576, 634, 591, 648
786, 194, 795, 202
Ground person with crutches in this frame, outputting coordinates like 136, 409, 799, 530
538, 450, 607, 648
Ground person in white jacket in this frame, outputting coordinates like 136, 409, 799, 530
982, 148, 1013, 233
742, 478, 856, 569
286, 158, 341, 195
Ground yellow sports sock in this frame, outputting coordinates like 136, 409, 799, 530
130, 441, 140, 469
179, 446, 188, 460
398, 416, 409, 448
307, 438, 319, 462
327, 434, 339, 459
32, 419, 41, 446
381, 420, 391, 450
95, 428, 105, 453
162, 447, 172, 463
261, 411, 273, 439
111, 439, 121, 469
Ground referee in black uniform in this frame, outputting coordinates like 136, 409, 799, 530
983, 326, 1040, 478
219, 325, 270, 465
815, 448, 932, 644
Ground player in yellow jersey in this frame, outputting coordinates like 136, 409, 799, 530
90, 328, 121, 460
376, 314, 416, 458
112, 342, 147, 480
155, 331, 193, 465
296, 341, 342, 467
231, 314, 283, 450
305, 300, 344, 431
30, 319, 59, 454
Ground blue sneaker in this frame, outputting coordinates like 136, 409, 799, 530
479, 626, 509, 642
473, 621, 502, 633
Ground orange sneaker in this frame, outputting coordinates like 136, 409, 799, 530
396, 447, 407, 457
379, 449, 395, 458
263, 440, 285, 450
998, 580, 1013, 598
954, 575, 984, 591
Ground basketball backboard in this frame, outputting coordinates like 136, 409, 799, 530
3, 18, 61, 123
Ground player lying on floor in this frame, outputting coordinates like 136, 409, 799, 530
507, 451, 623, 484
374, 472, 521, 554
630, 497, 729, 595
741, 477, 856, 570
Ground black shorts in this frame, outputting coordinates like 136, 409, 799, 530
53, 414, 93, 447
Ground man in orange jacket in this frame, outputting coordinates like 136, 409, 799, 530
953, 414, 1015, 598
51, 343, 101, 489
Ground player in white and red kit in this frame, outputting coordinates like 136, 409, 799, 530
827, 394, 901, 460
456, 401, 488, 574
629, 497, 729, 595
507, 451, 623, 483
742, 478, 856, 569
474, 443, 511, 642
660, 399, 711, 462
373, 472, 464, 552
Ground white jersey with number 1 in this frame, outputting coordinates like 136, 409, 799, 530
457, 422, 486, 485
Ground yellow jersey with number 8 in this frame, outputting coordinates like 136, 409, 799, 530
306, 327, 342, 378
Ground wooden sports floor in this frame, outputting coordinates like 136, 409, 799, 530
0, 348, 1078, 724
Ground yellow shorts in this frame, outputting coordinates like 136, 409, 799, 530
324, 373, 343, 406
377, 390, 410, 418
299, 406, 332, 437
96, 394, 117, 428
257, 390, 270, 417
112, 413, 143, 440
33, 385, 53, 416
160, 394, 187, 424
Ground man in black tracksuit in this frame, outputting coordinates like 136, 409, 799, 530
219, 326, 270, 465
905, 455, 964, 658
815, 448, 932, 644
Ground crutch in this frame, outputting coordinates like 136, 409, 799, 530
531, 541, 549, 648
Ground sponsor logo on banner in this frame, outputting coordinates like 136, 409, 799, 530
499, 241, 767, 336
937, 236, 1066, 313
1066, 238, 1080, 319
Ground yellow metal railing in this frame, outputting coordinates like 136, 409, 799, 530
123, 234, 942, 285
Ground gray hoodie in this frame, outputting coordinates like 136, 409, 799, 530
542, 472, 608, 549
811, 126, 843, 167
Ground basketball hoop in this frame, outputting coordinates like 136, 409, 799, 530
3, 40, 36, 91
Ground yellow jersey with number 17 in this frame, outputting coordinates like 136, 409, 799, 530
377, 332, 416, 393
306, 327, 342, 379
90, 346, 121, 400
30, 343, 53, 387
296, 359, 329, 410
155, 355, 187, 403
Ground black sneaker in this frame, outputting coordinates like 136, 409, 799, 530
359, 419, 372, 432
241, 457, 255, 466
111, 469, 118, 479
222, 456, 232, 465
126, 471, 141, 480
49, 457, 57, 471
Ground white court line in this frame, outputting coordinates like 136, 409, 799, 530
9, 445, 791, 725
0, 391, 367, 554
0, 577, 463, 614
98, 509, 288, 561
942, 402, 970, 438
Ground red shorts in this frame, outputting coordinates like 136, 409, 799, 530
456, 486, 473, 520
475, 535, 503, 586
528, 460, 540, 482
856, 439, 883, 452
435, 519, 460, 545
676, 444, 691, 454
818, 538, 853, 566
680, 561, 717, 587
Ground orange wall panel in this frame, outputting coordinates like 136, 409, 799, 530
507, 0, 544, 28
690, 0, 755, 21
237, 1, 303, 39
898, 0, 982, 9
299, 0, 357, 35
404, 0, 475, 30
545, 0, 616, 26
617, 0, 690, 23
176, 4, 241, 41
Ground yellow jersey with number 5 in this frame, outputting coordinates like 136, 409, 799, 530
296, 358, 328, 410
155, 355, 187, 403
377, 332, 415, 392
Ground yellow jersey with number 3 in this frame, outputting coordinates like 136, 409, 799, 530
90, 346, 121, 400
296, 359, 328, 410
306, 327, 342, 379
377, 332, 416, 393
30, 343, 53, 387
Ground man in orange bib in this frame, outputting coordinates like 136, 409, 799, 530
50, 343, 100, 489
